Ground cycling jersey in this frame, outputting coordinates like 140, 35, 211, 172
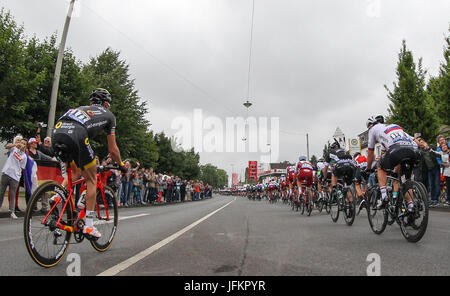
287, 166, 296, 183
316, 161, 328, 171
52, 104, 116, 171
296, 161, 314, 186
58, 105, 116, 138
354, 154, 368, 169
367, 123, 416, 152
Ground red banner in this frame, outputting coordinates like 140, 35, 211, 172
248, 161, 258, 181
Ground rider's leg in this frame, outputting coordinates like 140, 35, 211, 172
80, 164, 100, 237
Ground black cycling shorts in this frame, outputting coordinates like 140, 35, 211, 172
52, 120, 97, 171
333, 160, 356, 185
379, 144, 419, 171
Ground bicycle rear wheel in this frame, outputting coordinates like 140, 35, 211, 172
24, 181, 73, 268
366, 186, 387, 235
330, 190, 340, 222
343, 187, 356, 226
399, 181, 429, 243
90, 185, 118, 252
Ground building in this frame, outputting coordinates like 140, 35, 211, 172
257, 161, 293, 184
358, 130, 382, 158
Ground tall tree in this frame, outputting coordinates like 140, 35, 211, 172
82, 48, 158, 166
385, 40, 439, 142
428, 28, 450, 127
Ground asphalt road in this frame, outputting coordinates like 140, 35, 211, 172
0, 195, 449, 276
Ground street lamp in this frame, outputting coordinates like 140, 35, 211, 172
47, 0, 76, 137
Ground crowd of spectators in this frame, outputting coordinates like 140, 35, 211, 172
414, 134, 450, 207
0, 124, 213, 218
101, 157, 213, 207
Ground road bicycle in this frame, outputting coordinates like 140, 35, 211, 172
366, 158, 429, 243
329, 172, 357, 226
24, 164, 120, 268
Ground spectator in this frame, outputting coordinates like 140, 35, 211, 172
120, 160, 132, 207
438, 142, 450, 205
0, 138, 28, 219
166, 176, 174, 203
27, 138, 54, 162
157, 174, 164, 203
186, 181, 191, 201
180, 180, 186, 202
416, 137, 441, 207
436, 135, 450, 165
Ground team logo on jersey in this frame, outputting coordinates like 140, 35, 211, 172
87, 110, 95, 116
84, 138, 90, 146
55, 121, 62, 129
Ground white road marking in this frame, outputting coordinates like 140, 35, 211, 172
97, 198, 236, 276
95, 213, 149, 225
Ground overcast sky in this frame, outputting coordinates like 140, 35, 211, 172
1, 0, 449, 179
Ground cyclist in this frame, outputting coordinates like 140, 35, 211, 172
316, 157, 330, 198
267, 178, 279, 202
295, 156, 314, 207
365, 115, 419, 211
280, 175, 288, 202
52, 88, 126, 239
353, 152, 368, 210
286, 165, 296, 202
325, 141, 364, 204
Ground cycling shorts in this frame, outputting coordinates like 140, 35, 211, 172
333, 160, 356, 185
379, 144, 419, 171
297, 169, 313, 187
52, 120, 97, 171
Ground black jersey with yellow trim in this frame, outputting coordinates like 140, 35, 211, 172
58, 104, 116, 139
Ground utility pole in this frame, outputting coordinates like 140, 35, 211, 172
47, 0, 76, 137
306, 133, 310, 161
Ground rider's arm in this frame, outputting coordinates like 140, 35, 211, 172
367, 149, 375, 170
107, 134, 123, 166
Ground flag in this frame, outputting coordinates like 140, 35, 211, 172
23, 153, 38, 195
35, 160, 65, 185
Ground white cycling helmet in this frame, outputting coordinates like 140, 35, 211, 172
366, 116, 378, 129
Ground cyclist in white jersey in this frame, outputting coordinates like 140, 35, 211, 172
365, 115, 419, 211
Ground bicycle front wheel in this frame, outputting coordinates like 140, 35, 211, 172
24, 181, 73, 268
90, 185, 118, 252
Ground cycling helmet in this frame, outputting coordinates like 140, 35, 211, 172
366, 116, 378, 129
299, 156, 307, 161
318, 158, 324, 162
90, 88, 112, 105
375, 115, 385, 124
330, 141, 340, 150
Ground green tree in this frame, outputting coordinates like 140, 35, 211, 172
428, 28, 450, 127
216, 169, 229, 188
385, 40, 439, 142
0, 9, 86, 141
82, 48, 159, 166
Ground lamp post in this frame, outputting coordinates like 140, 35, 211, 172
47, 0, 76, 137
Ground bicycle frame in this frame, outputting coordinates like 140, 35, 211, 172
41, 167, 111, 234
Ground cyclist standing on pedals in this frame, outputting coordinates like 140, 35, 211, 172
51, 88, 126, 239
364, 115, 420, 212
